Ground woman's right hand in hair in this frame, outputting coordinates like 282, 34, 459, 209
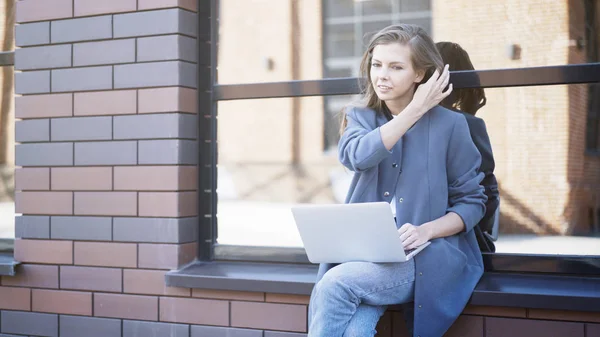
379, 64, 452, 151
409, 64, 453, 115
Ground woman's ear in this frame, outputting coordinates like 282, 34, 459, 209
414, 69, 426, 84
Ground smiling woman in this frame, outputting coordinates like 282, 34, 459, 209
370, 44, 426, 115
307, 24, 488, 337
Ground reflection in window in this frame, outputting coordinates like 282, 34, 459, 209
472, 84, 600, 255
215, 84, 600, 255
217, 0, 592, 84
327, 23, 355, 58
401, 0, 430, 12
362, 0, 392, 16
216, 97, 350, 247
325, 0, 354, 18
215, 0, 600, 255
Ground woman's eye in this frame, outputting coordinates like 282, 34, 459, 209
371, 63, 381, 68
393, 66, 402, 70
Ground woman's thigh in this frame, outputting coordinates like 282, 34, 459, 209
343, 304, 387, 337
321, 259, 415, 306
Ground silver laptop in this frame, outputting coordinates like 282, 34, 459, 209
291, 202, 430, 264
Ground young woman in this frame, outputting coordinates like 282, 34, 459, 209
308, 25, 487, 337
436, 41, 500, 253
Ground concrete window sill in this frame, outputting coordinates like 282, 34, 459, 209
166, 261, 600, 313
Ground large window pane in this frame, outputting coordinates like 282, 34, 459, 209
218, 0, 591, 84
216, 83, 600, 255
472, 84, 600, 255
216, 96, 350, 247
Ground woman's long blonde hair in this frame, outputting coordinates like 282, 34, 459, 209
340, 24, 444, 132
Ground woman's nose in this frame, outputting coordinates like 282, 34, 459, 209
379, 67, 390, 79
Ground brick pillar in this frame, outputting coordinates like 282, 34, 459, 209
2, 0, 200, 335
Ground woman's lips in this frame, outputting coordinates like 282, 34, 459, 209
377, 84, 392, 93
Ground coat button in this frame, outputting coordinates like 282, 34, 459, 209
419, 272, 423, 276
418, 305, 422, 309
383, 191, 390, 197
392, 163, 398, 168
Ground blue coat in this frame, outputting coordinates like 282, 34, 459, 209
316, 105, 487, 337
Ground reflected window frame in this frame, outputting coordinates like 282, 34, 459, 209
200, 0, 600, 275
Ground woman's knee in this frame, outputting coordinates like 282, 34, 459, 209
313, 272, 344, 297
312, 270, 358, 305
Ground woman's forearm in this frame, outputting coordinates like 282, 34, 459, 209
420, 212, 465, 240
379, 103, 424, 150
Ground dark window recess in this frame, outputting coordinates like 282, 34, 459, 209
585, 0, 600, 152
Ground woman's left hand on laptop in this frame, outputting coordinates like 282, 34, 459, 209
398, 223, 432, 250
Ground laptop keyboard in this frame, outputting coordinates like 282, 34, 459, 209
404, 248, 416, 256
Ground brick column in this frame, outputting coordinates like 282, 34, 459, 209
1, 1, 312, 336
2, 0, 201, 335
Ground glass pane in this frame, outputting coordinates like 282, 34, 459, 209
324, 94, 357, 151
326, 23, 355, 58
434, 1, 590, 69
326, 0, 354, 17
362, 20, 394, 44
324, 66, 354, 78
470, 84, 600, 256
216, 84, 600, 255
0, 65, 15, 239
400, 0, 430, 11
218, 0, 593, 84
217, 96, 351, 247
0, 0, 15, 240
403, 17, 431, 35
362, 0, 393, 16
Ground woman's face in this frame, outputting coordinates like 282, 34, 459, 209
370, 42, 424, 105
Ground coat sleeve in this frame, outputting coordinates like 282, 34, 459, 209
338, 108, 392, 172
446, 114, 487, 232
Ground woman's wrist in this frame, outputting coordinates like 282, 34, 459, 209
419, 222, 435, 241
405, 102, 427, 119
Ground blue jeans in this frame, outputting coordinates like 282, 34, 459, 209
308, 260, 416, 337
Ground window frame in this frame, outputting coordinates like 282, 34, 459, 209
198, 0, 600, 275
